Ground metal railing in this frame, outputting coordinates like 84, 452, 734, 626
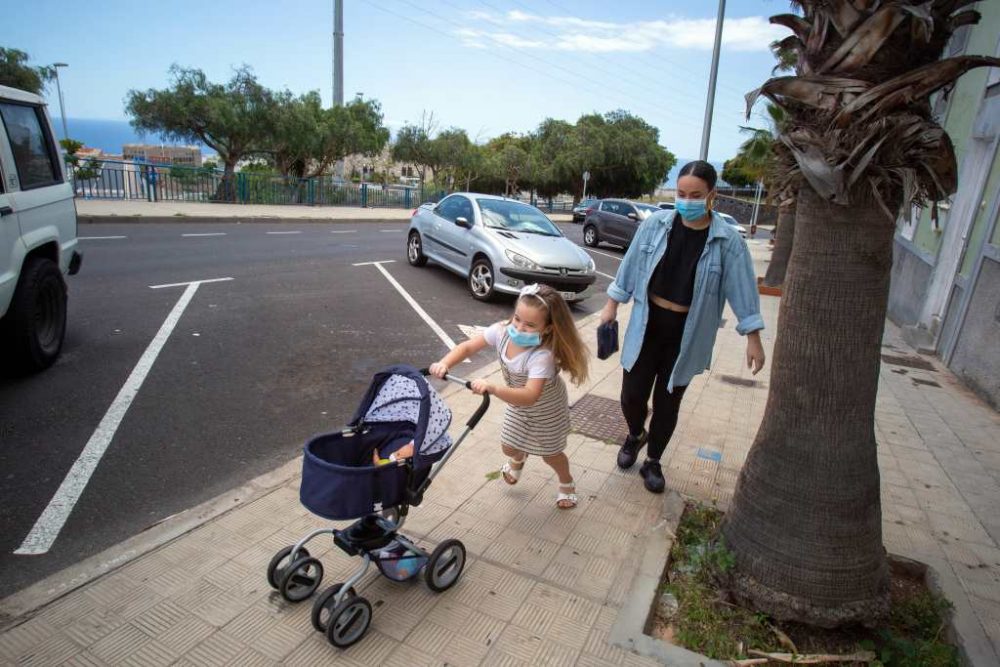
67, 158, 425, 209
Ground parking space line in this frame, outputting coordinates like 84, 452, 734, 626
330, 230, 357, 234
355, 260, 469, 362
584, 247, 623, 262
266, 231, 302, 235
14, 277, 233, 555
182, 233, 226, 237
596, 270, 616, 281
379, 229, 403, 233
79, 236, 127, 240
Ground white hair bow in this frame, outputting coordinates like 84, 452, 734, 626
519, 283, 541, 296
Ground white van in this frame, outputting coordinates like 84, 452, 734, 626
0, 84, 82, 372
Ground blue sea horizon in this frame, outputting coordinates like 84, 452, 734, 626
55, 118, 215, 158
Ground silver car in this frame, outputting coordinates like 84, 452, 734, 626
407, 193, 597, 302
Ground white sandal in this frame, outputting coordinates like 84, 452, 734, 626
500, 457, 525, 485
556, 482, 578, 509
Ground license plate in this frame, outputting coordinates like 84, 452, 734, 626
560, 291, 576, 301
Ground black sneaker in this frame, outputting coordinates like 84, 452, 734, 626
639, 459, 665, 493
617, 430, 647, 470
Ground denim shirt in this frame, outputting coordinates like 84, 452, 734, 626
607, 209, 764, 391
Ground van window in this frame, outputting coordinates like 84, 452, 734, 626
0, 103, 61, 190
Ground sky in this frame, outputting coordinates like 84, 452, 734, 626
4, 0, 794, 162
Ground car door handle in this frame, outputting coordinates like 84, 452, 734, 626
0, 206, 13, 217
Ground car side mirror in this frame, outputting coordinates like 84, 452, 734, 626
455, 216, 471, 228
627, 212, 639, 221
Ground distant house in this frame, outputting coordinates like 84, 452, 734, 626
122, 144, 201, 167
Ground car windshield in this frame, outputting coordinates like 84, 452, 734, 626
477, 199, 562, 236
636, 204, 659, 216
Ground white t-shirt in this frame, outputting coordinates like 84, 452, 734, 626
483, 322, 556, 380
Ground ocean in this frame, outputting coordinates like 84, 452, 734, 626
54, 118, 214, 157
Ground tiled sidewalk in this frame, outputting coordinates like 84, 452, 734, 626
2, 248, 999, 665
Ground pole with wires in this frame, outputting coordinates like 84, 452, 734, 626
699, 0, 726, 161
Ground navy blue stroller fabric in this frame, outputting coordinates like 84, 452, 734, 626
301, 365, 453, 520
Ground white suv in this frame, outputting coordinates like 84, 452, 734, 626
0, 84, 82, 372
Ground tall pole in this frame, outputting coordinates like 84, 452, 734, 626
333, 0, 344, 107
699, 0, 725, 161
53, 62, 69, 141
333, 0, 345, 181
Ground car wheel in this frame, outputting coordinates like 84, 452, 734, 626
468, 258, 496, 302
583, 225, 599, 247
407, 231, 427, 266
1, 257, 67, 373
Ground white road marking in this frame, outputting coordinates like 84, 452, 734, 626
379, 229, 403, 233
330, 230, 357, 234
182, 232, 226, 237
15, 277, 230, 555
151, 277, 233, 289
596, 270, 616, 281
266, 231, 302, 235
79, 236, 127, 240
358, 260, 469, 363
584, 247, 623, 262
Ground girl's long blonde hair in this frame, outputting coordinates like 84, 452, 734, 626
516, 284, 589, 386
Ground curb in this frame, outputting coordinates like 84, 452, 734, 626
78, 215, 411, 225
0, 458, 301, 630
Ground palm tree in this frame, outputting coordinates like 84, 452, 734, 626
721, 1, 999, 627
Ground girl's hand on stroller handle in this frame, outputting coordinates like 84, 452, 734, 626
470, 379, 492, 395
428, 362, 449, 378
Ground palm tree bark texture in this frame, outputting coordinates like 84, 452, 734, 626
721, 0, 999, 627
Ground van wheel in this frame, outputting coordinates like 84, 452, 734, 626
583, 225, 599, 247
2, 257, 67, 373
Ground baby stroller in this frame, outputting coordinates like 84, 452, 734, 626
265, 365, 489, 648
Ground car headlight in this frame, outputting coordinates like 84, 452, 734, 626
505, 250, 540, 270
586, 256, 595, 272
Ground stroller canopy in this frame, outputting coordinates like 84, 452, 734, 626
351, 365, 452, 457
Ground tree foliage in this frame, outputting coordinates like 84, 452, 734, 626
60, 138, 102, 181
0, 47, 54, 95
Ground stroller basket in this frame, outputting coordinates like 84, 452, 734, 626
301, 425, 445, 520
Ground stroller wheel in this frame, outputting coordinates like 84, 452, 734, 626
325, 595, 372, 648
311, 582, 357, 632
425, 539, 466, 593
279, 556, 324, 602
267, 546, 310, 589
380, 506, 400, 527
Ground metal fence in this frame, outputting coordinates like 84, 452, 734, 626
68, 158, 425, 209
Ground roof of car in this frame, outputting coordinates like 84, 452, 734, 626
0, 85, 46, 105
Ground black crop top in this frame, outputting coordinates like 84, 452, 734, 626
649, 220, 709, 306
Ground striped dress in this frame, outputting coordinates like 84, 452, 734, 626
495, 328, 571, 456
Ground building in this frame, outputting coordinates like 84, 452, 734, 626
888, 3, 1000, 407
342, 145, 421, 184
122, 144, 201, 167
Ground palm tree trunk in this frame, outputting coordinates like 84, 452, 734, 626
762, 203, 796, 288
721, 184, 893, 627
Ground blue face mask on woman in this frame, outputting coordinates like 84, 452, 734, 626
675, 198, 709, 222
507, 323, 541, 348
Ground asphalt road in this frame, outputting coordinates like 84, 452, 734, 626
0, 217, 626, 597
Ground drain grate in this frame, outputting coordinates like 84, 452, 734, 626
570, 394, 628, 445
881, 354, 936, 372
913, 378, 941, 388
718, 374, 758, 388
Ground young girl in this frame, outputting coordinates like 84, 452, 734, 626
429, 284, 589, 509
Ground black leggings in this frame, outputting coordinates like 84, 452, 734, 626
621, 305, 688, 460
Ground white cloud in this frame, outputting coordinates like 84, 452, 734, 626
457, 10, 785, 53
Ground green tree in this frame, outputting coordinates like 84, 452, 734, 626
722, 1, 999, 627
721, 156, 756, 188
0, 47, 54, 94
125, 65, 274, 201
59, 139, 102, 181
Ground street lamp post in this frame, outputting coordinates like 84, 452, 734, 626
52, 62, 69, 141
699, 0, 726, 161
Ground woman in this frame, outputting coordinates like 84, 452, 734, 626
600, 161, 766, 493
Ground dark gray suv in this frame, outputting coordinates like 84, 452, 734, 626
582, 200, 659, 249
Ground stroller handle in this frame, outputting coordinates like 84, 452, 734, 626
419, 367, 491, 429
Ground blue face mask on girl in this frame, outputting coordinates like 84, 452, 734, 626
507, 323, 541, 348
675, 198, 709, 222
